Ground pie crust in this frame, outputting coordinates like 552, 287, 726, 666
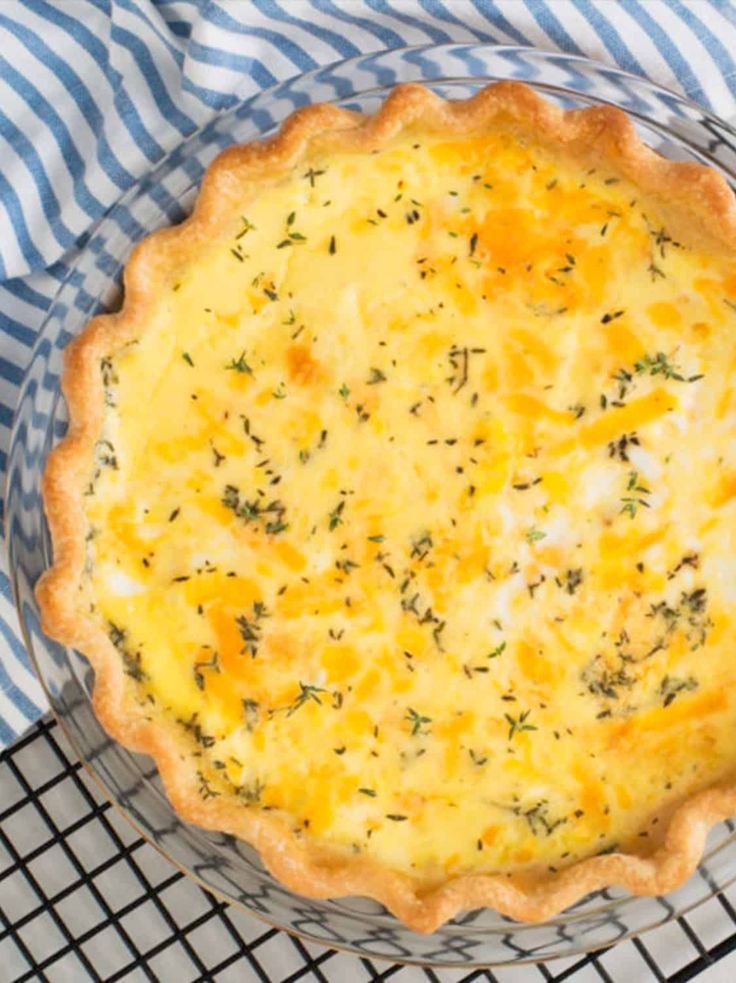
36, 82, 736, 932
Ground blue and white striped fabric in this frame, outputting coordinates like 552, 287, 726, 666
1, 0, 735, 747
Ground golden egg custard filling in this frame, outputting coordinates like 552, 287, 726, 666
39, 84, 736, 929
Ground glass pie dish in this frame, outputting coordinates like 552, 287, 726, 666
7, 44, 736, 967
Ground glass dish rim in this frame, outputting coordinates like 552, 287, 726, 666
7, 41, 736, 967
16, 647, 736, 969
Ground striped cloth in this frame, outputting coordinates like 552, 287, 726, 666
1, 0, 735, 747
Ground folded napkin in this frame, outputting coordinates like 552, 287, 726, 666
1, 0, 734, 747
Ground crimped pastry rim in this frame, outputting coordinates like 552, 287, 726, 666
36, 81, 736, 933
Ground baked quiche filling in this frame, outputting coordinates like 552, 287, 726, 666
84, 129, 736, 881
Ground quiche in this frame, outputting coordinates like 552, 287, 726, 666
38, 82, 736, 932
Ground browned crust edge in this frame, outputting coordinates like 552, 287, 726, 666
35, 81, 736, 933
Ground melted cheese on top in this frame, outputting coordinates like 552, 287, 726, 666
85, 129, 736, 880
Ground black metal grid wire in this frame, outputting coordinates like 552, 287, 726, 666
1, 718, 735, 982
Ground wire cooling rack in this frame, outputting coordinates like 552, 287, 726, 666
0, 718, 734, 982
